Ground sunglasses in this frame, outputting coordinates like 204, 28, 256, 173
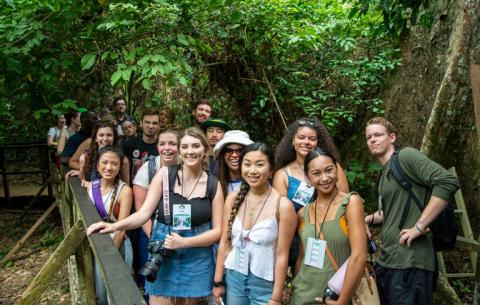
297, 119, 318, 128
224, 147, 243, 156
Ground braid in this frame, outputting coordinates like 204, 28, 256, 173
108, 178, 119, 221
227, 181, 250, 242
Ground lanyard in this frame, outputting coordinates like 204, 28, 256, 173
92, 179, 115, 220
181, 168, 202, 205
240, 186, 273, 245
314, 190, 338, 240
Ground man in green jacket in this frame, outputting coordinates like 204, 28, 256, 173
364, 117, 459, 305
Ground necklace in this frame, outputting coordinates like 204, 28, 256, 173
181, 169, 203, 201
245, 186, 273, 217
295, 159, 310, 184
240, 186, 273, 244
314, 189, 338, 240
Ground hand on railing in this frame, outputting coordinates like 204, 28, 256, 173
87, 221, 116, 236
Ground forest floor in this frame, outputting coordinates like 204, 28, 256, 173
0, 204, 70, 305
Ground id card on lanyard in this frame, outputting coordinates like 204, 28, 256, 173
172, 204, 192, 230
234, 245, 250, 275
304, 237, 327, 268
292, 181, 315, 207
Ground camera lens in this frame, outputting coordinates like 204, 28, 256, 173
139, 240, 173, 282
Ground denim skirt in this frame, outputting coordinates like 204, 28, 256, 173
146, 221, 214, 297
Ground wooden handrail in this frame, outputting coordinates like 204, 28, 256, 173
68, 177, 145, 305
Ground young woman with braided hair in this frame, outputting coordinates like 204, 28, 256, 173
212, 143, 297, 305
85, 146, 133, 305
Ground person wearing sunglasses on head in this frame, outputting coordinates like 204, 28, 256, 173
273, 117, 349, 270
213, 130, 254, 196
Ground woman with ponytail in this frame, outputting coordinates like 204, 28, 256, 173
291, 148, 366, 305
86, 146, 133, 305
212, 142, 297, 305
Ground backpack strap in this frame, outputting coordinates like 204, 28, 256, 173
206, 173, 218, 202
148, 157, 157, 184
389, 151, 424, 230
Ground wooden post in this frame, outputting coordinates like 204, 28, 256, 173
16, 220, 85, 305
470, 63, 480, 305
0, 201, 59, 266
470, 64, 480, 143
0, 147, 10, 205
81, 238, 96, 304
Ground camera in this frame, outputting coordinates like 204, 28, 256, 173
323, 287, 339, 302
367, 237, 378, 254
138, 240, 174, 282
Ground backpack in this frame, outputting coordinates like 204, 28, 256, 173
148, 157, 157, 184
389, 150, 457, 251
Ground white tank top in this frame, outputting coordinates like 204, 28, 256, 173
87, 180, 126, 222
224, 214, 278, 281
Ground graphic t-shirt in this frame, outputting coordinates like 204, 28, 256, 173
122, 136, 158, 180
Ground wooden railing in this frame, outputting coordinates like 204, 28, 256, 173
16, 177, 145, 305
0, 142, 53, 205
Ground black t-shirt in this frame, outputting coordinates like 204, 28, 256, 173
122, 136, 158, 180
61, 130, 89, 159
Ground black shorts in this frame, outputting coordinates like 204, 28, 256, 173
375, 264, 434, 305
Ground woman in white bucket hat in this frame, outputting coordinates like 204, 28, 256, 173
213, 130, 253, 195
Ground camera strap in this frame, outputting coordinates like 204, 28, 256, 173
162, 167, 171, 226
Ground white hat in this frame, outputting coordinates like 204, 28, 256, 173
213, 130, 253, 159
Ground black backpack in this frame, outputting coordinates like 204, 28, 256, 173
389, 151, 457, 251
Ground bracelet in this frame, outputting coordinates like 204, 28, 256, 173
212, 280, 226, 287
270, 298, 282, 303
415, 222, 427, 234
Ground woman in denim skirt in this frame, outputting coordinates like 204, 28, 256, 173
212, 143, 297, 305
88, 127, 224, 305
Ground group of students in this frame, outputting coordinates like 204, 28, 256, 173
51, 97, 460, 305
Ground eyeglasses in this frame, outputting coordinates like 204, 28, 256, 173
224, 147, 243, 156
297, 119, 318, 128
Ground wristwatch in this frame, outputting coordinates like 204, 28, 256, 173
212, 280, 226, 287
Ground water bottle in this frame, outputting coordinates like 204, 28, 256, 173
323, 257, 350, 301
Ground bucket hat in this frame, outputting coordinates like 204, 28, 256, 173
213, 130, 253, 159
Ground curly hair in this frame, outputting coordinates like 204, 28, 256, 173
226, 142, 274, 241
84, 122, 118, 181
274, 117, 340, 173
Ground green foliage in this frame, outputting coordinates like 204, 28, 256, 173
0, 0, 401, 144
351, 0, 430, 36
345, 160, 382, 211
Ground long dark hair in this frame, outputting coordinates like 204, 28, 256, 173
227, 142, 274, 241
216, 144, 244, 196
96, 146, 124, 217
274, 117, 339, 173
85, 122, 118, 180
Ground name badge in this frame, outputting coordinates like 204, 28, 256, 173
304, 237, 326, 269
235, 246, 250, 275
172, 204, 191, 231
292, 181, 315, 206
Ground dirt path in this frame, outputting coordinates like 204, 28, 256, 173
0, 209, 70, 305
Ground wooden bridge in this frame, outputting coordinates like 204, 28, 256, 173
0, 142, 144, 304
